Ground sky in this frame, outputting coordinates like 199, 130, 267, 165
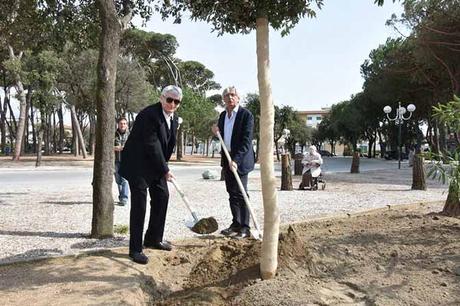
137, 0, 404, 111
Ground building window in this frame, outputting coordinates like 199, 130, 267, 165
307, 116, 313, 120
316, 116, 322, 120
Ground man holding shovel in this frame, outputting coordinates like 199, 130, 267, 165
212, 86, 255, 239
119, 85, 181, 264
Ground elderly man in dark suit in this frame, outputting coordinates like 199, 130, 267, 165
212, 86, 255, 239
119, 85, 181, 264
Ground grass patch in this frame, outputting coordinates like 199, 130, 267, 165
114, 224, 129, 235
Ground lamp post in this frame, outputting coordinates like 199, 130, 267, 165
383, 102, 416, 169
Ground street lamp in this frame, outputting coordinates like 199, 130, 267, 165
383, 102, 416, 169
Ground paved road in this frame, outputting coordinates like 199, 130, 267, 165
0, 157, 404, 187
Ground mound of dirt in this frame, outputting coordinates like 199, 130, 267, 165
185, 226, 316, 290
191, 217, 219, 234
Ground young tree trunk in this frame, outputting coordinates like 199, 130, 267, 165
257, 17, 280, 280
30, 99, 36, 153
8, 45, 27, 161
442, 184, 460, 217
350, 151, 360, 173
70, 105, 87, 158
280, 153, 292, 190
91, 0, 128, 238
411, 150, 426, 190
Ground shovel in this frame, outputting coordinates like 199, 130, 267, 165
216, 131, 262, 240
170, 178, 218, 234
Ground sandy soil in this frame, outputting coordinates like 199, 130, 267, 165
0, 201, 458, 305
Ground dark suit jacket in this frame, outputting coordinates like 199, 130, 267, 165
119, 102, 178, 187
218, 106, 255, 175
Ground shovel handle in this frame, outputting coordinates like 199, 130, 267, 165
216, 131, 262, 239
170, 178, 199, 223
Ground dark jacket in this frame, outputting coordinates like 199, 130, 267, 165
119, 103, 178, 186
218, 106, 255, 175
114, 129, 129, 163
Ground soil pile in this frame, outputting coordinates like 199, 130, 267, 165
191, 217, 219, 234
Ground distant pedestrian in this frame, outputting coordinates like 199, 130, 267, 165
114, 117, 130, 206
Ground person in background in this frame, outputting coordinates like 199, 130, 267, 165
114, 117, 129, 206
299, 145, 323, 190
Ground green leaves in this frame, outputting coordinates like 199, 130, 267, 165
161, 0, 323, 36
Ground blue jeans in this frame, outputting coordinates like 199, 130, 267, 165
114, 161, 129, 203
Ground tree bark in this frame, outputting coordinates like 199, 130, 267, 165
350, 151, 360, 173
70, 105, 87, 158
57, 104, 64, 153
0, 93, 6, 154
280, 153, 292, 190
35, 125, 44, 167
411, 151, 426, 190
91, 0, 127, 238
8, 45, 27, 161
176, 125, 183, 161
257, 17, 279, 280
442, 184, 460, 217
88, 114, 96, 155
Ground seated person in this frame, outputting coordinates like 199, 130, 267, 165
299, 145, 323, 190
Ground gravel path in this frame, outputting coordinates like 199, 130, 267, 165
0, 163, 447, 265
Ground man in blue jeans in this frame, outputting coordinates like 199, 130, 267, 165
114, 117, 130, 206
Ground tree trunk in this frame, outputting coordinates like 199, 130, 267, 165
8, 45, 27, 161
30, 98, 36, 153
70, 105, 87, 158
411, 150, 426, 190
89, 114, 96, 155
0, 93, 6, 154
176, 125, 183, 161
91, 0, 125, 238
257, 17, 279, 280
255, 136, 260, 162
35, 125, 44, 167
350, 151, 360, 173
280, 153, 292, 190
57, 104, 65, 153
442, 184, 460, 217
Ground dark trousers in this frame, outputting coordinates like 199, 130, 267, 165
224, 166, 250, 230
129, 177, 169, 253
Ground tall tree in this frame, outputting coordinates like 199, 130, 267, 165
161, 0, 323, 279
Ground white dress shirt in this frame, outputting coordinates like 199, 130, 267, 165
163, 110, 173, 130
223, 104, 239, 151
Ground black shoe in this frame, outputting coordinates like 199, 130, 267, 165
233, 229, 250, 240
220, 226, 240, 237
144, 241, 172, 251
129, 252, 149, 264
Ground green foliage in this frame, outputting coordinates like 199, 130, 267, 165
426, 95, 460, 195
432, 95, 460, 133
178, 61, 221, 93
116, 56, 155, 116
161, 0, 323, 36
177, 88, 218, 142
244, 93, 261, 140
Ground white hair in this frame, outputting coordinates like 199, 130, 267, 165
161, 85, 183, 100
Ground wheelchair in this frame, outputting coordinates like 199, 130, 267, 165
298, 172, 326, 191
